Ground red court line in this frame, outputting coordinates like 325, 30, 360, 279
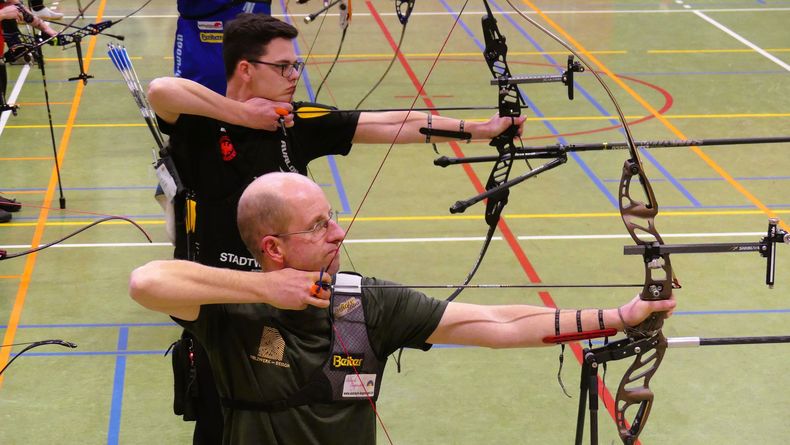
365, 0, 620, 437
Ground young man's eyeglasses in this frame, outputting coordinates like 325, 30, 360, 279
247, 59, 305, 77
269, 210, 337, 238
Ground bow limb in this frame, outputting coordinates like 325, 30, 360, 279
0, 340, 77, 376
0, 215, 152, 261
312, 0, 350, 102
354, 0, 414, 109
499, 1, 675, 442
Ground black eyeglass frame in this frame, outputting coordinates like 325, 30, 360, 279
246, 59, 305, 77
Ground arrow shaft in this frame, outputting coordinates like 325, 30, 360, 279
332, 283, 641, 290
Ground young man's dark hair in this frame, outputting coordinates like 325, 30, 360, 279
223, 13, 299, 79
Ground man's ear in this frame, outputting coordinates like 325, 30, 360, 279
235, 60, 253, 82
261, 236, 284, 266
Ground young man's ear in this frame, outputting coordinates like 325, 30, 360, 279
235, 60, 254, 81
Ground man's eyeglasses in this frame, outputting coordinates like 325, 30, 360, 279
269, 210, 337, 238
247, 59, 305, 77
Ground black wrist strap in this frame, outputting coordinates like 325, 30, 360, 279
598, 309, 605, 330
554, 308, 561, 336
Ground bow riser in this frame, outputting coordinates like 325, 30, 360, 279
616, 157, 673, 443
480, 1, 524, 228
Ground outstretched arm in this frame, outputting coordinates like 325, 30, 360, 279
129, 260, 330, 321
353, 111, 526, 144
426, 294, 677, 348
147, 77, 292, 130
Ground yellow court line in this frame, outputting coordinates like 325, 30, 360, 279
3, 112, 787, 130
0, 0, 109, 390
303, 50, 627, 59
159, 50, 626, 61
648, 48, 790, 54
43, 56, 142, 62
5, 123, 147, 129
522, 0, 788, 235
160, 48, 790, 60
0, 190, 45, 195
0, 157, 55, 161
16, 102, 72, 106
0, 276, 21, 280
1, 220, 164, 228
344, 208, 790, 222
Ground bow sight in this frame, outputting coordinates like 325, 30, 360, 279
624, 217, 790, 288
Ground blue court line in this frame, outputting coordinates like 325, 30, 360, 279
661, 203, 790, 209
279, 0, 351, 214
5, 322, 176, 328
639, 148, 703, 206
326, 156, 351, 214
107, 327, 128, 445
7, 309, 789, 356
5, 307, 788, 336
602, 176, 790, 183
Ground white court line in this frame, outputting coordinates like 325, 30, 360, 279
0, 231, 766, 250
78, 8, 790, 20
0, 63, 31, 138
693, 10, 790, 72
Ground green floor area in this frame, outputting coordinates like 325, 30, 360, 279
1, 0, 789, 443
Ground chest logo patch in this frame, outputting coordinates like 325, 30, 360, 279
333, 297, 361, 319
250, 326, 290, 368
197, 21, 223, 31
331, 354, 363, 370
218, 127, 236, 161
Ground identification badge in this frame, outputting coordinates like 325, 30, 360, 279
342, 374, 377, 398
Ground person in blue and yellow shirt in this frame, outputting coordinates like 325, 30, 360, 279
174, 1, 272, 94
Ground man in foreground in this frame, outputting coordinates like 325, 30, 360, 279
148, 13, 524, 441
129, 172, 677, 445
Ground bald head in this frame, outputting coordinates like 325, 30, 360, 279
237, 173, 324, 263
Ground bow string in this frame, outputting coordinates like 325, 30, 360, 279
353, 0, 415, 109
310, 1, 473, 442
305, 0, 351, 102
